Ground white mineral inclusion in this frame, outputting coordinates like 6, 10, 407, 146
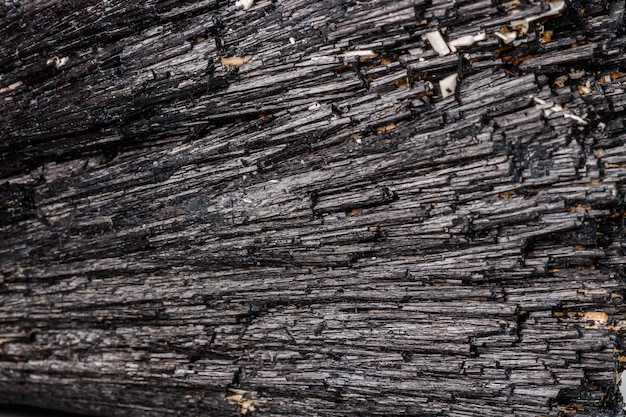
235, 0, 254, 10
424, 30, 486, 56
448, 32, 487, 52
342, 50, 377, 58
439, 73, 458, 99
424, 30, 450, 56
46, 56, 69, 69
532, 96, 587, 125
494, 31, 517, 44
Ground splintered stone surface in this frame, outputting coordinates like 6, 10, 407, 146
1, 0, 626, 416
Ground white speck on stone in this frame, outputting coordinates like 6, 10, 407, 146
309, 56, 337, 65
439, 73, 458, 99
46, 56, 69, 68
424, 30, 451, 56
564, 113, 588, 125
342, 50, 377, 58
554, 75, 568, 88
0, 80, 23, 94
569, 69, 586, 79
289, 37, 296, 44
448, 32, 487, 51
408, 47, 423, 56
580, 79, 593, 94
531, 96, 587, 125
308, 102, 322, 111
235, 0, 254, 10
494, 31, 517, 44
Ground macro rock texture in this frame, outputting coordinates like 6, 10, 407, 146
1, 0, 626, 416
